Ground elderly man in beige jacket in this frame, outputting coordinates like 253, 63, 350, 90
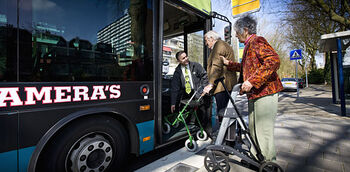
202, 30, 238, 123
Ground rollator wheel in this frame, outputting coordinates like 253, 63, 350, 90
259, 161, 284, 172
162, 123, 171, 134
185, 139, 197, 152
204, 150, 230, 172
196, 130, 208, 141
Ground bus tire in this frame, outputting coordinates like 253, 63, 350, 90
37, 116, 129, 172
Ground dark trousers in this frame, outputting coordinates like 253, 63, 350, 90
215, 91, 230, 114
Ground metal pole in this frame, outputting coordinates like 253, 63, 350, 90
296, 60, 299, 98
336, 38, 346, 116
305, 60, 308, 88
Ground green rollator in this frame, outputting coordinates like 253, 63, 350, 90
163, 89, 208, 151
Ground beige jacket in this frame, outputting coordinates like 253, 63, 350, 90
207, 40, 238, 94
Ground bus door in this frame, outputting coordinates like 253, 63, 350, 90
158, 0, 210, 145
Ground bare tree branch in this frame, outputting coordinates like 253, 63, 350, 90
307, 0, 350, 28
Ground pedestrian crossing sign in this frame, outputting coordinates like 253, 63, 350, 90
290, 49, 302, 60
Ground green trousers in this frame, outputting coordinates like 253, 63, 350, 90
248, 93, 278, 161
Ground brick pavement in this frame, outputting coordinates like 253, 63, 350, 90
197, 85, 350, 172
138, 85, 350, 172
274, 85, 350, 172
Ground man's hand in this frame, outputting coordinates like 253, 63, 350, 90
201, 84, 213, 96
221, 56, 229, 66
171, 105, 175, 113
241, 80, 253, 92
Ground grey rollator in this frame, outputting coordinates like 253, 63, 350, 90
204, 77, 284, 172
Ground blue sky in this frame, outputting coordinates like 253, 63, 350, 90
211, 0, 285, 36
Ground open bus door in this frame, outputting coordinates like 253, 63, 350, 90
156, 0, 212, 148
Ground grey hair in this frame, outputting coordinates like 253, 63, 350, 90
234, 15, 257, 35
204, 30, 221, 40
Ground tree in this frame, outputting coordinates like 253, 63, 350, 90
262, 24, 295, 78
284, 0, 347, 84
306, 0, 350, 30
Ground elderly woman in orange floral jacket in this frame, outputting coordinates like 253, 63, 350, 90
222, 15, 283, 162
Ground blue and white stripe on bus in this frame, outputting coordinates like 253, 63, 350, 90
136, 120, 154, 155
0, 146, 35, 172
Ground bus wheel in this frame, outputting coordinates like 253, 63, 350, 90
37, 116, 129, 172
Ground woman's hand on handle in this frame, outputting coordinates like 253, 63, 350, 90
241, 80, 253, 92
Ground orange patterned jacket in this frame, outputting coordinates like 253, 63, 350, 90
227, 34, 283, 100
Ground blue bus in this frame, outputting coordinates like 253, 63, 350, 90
0, 0, 215, 171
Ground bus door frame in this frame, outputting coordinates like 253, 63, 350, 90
154, 0, 213, 148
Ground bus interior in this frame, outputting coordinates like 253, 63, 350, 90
160, 1, 210, 144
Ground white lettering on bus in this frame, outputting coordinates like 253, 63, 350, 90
72, 86, 90, 102
0, 87, 23, 107
91, 86, 107, 100
24, 87, 53, 105
0, 84, 122, 108
109, 85, 121, 99
54, 86, 72, 103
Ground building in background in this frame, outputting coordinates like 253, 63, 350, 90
0, 14, 7, 25
97, 10, 132, 66
162, 33, 204, 76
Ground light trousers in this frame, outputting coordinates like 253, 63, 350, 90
248, 93, 278, 161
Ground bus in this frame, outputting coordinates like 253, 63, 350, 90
0, 0, 221, 171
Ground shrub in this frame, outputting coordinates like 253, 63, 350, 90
307, 68, 324, 84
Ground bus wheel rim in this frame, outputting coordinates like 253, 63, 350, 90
68, 134, 113, 172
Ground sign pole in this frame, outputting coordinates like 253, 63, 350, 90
305, 61, 308, 87
295, 60, 299, 98
291, 49, 302, 98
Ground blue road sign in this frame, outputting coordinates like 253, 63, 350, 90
290, 49, 302, 60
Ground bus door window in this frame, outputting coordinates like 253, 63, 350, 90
186, 31, 204, 66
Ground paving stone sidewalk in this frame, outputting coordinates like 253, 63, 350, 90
274, 85, 350, 172
138, 85, 350, 172
197, 85, 350, 172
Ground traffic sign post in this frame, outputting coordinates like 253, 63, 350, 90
290, 49, 302, 98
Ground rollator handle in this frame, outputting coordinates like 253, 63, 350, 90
232, 83, 242, 92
